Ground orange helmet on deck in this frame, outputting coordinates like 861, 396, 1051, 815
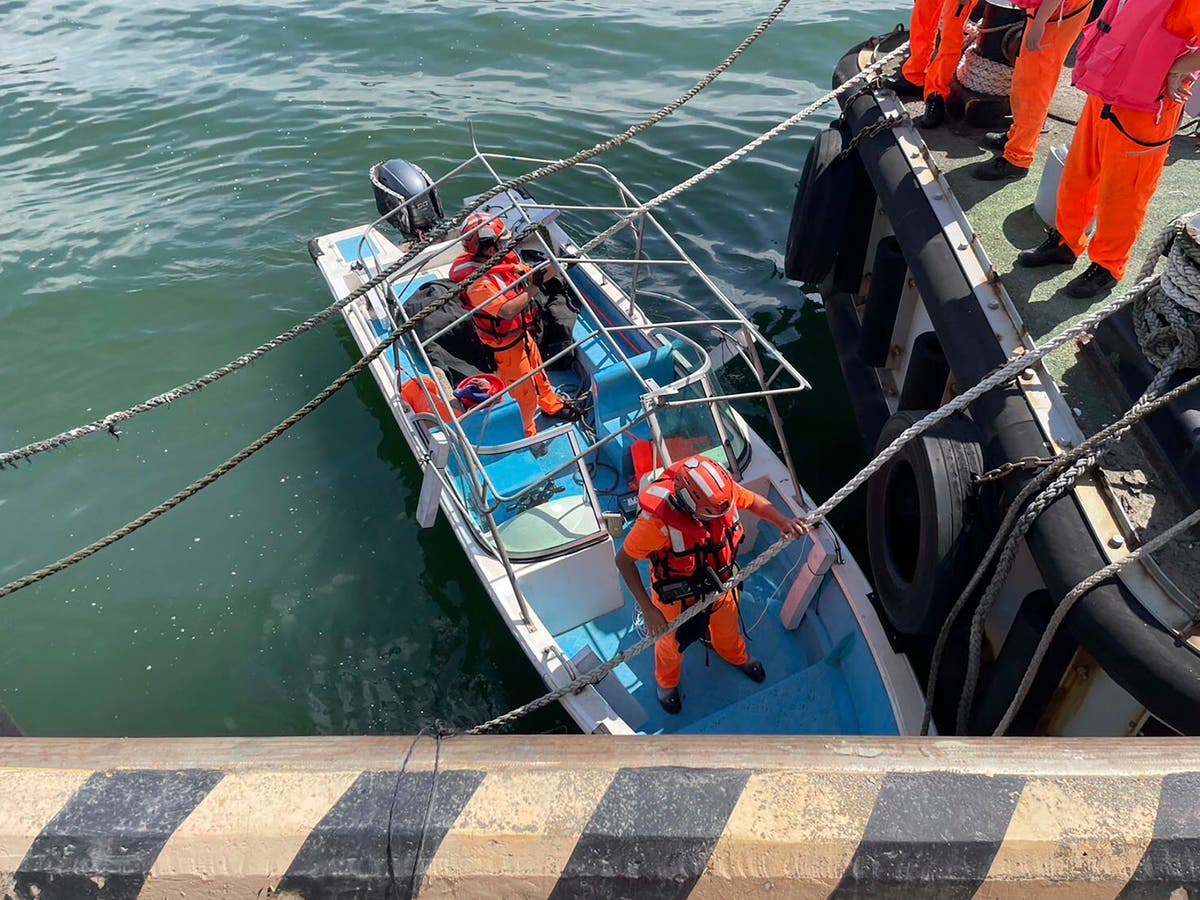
461, 212, 510, 256
673, 456, 736, 520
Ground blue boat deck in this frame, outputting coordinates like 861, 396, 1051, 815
333, 229, 901, 737
557, 521, 899, 735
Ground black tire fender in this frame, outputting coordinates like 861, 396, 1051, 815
784, 126, 851, 283
866, 409, 993, 636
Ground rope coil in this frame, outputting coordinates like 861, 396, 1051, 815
956, 48, 1015, 96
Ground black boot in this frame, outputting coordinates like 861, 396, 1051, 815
1065, 262, 1118, 299
1016, 228, 1077, 268
919, 94, 946, 129
981, 131, 1008, 152
738, 658, 766, 683
881, 71, 924, 99
657, 685, 681, 714
973, 156, 1028, 182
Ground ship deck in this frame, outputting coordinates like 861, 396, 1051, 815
898, 72, 1200, 592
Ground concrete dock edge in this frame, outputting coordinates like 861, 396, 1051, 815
0, 737, 1197, 898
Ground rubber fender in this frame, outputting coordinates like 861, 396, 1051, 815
784, 126, 852, 283
898, 331, 951, 411
858, 235, 908, 367
866, 410, 991, 637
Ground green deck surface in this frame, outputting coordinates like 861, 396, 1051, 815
903, 73, 1199, 421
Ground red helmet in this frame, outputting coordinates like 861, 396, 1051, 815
673, 456, 736, 520
461, 212, 509, 256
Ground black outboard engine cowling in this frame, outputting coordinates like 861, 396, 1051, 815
371, 159, 443, 239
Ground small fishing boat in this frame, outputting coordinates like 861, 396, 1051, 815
308, 138, 925, 735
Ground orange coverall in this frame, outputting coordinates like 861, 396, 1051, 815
1056, 0, 1199, 278
623, 483, 757, 689
925, 0, 978, 100
1003, 0, 1095, 169
1055, 96, 1184, 279
903, 0, 947, 88
465, 272, 564, 437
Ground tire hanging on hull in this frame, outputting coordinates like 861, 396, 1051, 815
866, 410, 994, 637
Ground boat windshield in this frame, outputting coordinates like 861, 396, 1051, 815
453, 427, 604, 558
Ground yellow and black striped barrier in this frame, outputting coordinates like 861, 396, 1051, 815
0, 736, 1197, 898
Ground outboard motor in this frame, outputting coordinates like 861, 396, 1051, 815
370, 159, 443, 239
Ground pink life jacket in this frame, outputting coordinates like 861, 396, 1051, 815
1073, 0, 1194, 114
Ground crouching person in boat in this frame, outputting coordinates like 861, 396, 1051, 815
450, 213, 575, 437
615, 455, 806, 714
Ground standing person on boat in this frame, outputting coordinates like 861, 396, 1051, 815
614, 456, 806, 715
972, 0, 1096, 180
449, 213, 573, 436
1015, 0, 1200, 298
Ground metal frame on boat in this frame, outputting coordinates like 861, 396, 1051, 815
309, 139, 926, 735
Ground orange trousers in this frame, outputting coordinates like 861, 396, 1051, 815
653, 591, 748, 689
493, 334, 563, 437
1056, 95, 1183, 280
925, 0, 978, 100
903, 0, 946, 87
1003, 0, 1094, 169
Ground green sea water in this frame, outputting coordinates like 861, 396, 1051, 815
1, 0, 907, 736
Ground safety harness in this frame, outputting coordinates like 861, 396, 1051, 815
639, 466, 745, 648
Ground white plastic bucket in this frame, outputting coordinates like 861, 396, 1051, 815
1035, 143, 1095, 233
1035, 144, 1068, 227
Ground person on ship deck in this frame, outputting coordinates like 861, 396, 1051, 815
1014, 0, 1200, 298
971, 0, 1096, 181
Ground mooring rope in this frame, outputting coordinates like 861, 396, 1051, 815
957, 48, 1015, 96
0, 0, 796, 471
993, 503, 1200, 735
922, 367, 1200, 734
0, 42, 908, 606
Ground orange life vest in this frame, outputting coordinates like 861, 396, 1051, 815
448, 249, 523, 284
638, 462, 745, 605
464, 260, 539, 351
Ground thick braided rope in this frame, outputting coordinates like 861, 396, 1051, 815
1133, 225, 1200, 368
954, 453, 1096, 732
994, 503, 1200, 735
0, 0, 794, 471
920, 362, 1200, 734
917, 219, 1191, 734
956, 342, 1188, 733
957, 49, 1015, 96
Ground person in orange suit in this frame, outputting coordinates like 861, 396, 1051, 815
973, 0, 1096, 180
888, 0, 948, 96
454, 216, 572, 436
614, 456, 805, 714
918, 0, 980, 128
1016, 0, 1200, 298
